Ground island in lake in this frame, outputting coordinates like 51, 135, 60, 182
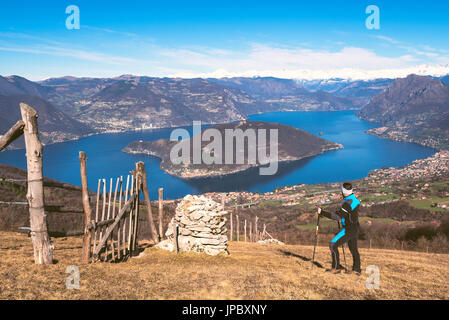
123, 121, 343, 179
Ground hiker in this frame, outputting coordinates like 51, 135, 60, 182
317, 182, 361, 275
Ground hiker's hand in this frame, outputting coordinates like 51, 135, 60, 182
317, 207, 322, 215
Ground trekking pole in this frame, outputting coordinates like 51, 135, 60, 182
311, 213, 321, 269
337, 220, 348, 271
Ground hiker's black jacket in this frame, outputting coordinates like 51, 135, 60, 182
321, 194, 360, 232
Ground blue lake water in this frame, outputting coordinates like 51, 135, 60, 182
0, 111, 436, 199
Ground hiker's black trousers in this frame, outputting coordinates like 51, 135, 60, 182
329, 227, 361, 272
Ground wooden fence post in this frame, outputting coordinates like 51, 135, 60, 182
158, 188, 164, 241
79, 151, 92, 264
117, 176, 123, 260
92, 179, 101, 260
110, 177, 120, 261
105, 178, 113, 261
174, 223, 179, 253
254, 216, 258, 241
122, 175, 130, 257
249, 222, 252, 242
230, 210, 233, 241
127, 174, 135, 253
236, 215, 240, 242
244, 220, 247, 242
132, 162, 144, 252
20, 103, 53, 264
263, 224, 266, 240
139, 162, 159, 244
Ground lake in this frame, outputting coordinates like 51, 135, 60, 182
0, 111, 436, 199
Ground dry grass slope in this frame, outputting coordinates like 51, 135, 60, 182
0, 231, 448, 300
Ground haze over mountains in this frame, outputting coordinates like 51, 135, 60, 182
0, 73, 449, 150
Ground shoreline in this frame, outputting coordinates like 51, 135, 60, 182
123, 144, 344, 180
0, 110, 441, 201
4, 109, 360, 151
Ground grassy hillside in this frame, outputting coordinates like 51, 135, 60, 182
1, 231, 448, 300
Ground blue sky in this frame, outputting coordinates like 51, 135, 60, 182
1, 0, 449, 80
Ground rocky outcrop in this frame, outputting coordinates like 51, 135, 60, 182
156, 195, 228, 255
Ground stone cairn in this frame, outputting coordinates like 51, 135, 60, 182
156, 195, 228, 256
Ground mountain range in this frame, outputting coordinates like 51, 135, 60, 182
357, 74, 449, 149
1, 73, 449, 150
297, 78, 395, 104
0, 75, 93, 148
0, 75, 365, 148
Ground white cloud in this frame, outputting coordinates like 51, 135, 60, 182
0, 43, 151, 65
374, 35, 399, 44
154, 43, 446, 80
1, 31, 448, 81
157, 44, 415, 70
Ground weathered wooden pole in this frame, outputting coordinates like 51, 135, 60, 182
244, 219, 247, 242
230, 210, 233, 241
0, 120, 24, 151
92, 179, 101, 259
127, 174, 135, 253
105, 178, 113, 260
158, 188, 164, 241
133, 162, 143, 252
20, 103, 53, 265
254, 216, 259, 241
99, 179, 107, 257
110, 177, 120, 261
236, 215, 240, 242
79, 151, 92, 263
122, 175, 130, 257
249, 222, 252, 242
174, 223, 179, 253
117, 176, 123, 260
139, 162, 159, 244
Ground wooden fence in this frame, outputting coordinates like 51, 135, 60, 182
80, 159, 146, 263
227, 208, 271, 242
79, 155, 165, 263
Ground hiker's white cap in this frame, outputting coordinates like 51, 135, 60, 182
341, 184, 353, 196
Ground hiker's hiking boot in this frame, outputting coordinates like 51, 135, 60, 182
325, 265, 346, 274
346, 270, 362, 276
331, 269, 342, 274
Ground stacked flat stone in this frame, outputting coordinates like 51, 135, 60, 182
156, 194, 228, 256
